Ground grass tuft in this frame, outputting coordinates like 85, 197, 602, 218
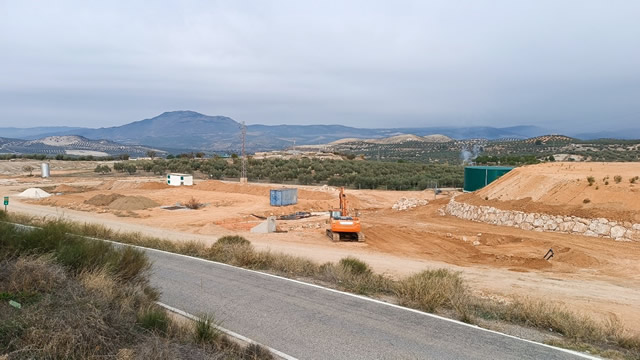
339, 257, 371, 275
394, 269, 468, 313
193, 313, 220, 344
137, 306, 169, 334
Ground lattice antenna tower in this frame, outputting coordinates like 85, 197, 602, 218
241, 121, 247, 180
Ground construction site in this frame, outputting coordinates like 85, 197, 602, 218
1, 160, 640, 335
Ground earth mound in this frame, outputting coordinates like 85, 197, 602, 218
108, 196, 159, 211
85, 193, 125, 206
53, 184, 83, 193
459, 162, 640, 222
136, 182, 171, 190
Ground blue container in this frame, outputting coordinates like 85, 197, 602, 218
270, 188, 298, 206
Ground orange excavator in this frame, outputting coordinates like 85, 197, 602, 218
326, 187, 364, 242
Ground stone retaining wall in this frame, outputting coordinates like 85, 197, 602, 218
445, 198, 640, 242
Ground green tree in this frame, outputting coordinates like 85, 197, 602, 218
94, 164, 112, 175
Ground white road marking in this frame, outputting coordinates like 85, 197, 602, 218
156, 302, 298, 360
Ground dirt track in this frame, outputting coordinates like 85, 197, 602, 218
2, 161, 639, 334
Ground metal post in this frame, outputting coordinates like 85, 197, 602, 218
241, 121, 247, 183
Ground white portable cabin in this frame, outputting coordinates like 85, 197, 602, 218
167, 173, 193, 186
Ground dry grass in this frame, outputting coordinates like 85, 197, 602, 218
184, 197, 203, 210
394, 269, 467, 313
2, 211, 638, 358
0, 218, 276, 359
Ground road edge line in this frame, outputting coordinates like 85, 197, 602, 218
156, 301, 298, 360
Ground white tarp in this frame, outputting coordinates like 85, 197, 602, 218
17, 188, 51, 199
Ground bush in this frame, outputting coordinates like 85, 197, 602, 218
614, 175, 622, 183
586, 176, 595, 186
216, 235, 251, 246
193, 314, 220, 343
583, 198, 591, 204
243, 343, 275, 360
94, 164, 111, 174
339, 257, 371, 275
394, 269, 468, 313
630, 176, 639, 184
137, 306, 169, 333
184, 197, 202, 210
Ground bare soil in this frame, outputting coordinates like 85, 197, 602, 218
1, 160, 639, 334
459, 162, 640, 222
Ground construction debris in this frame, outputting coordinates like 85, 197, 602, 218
392, 197, 428, 211
278, 212, 312, 220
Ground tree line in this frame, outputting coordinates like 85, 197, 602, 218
112, 157, 464, 190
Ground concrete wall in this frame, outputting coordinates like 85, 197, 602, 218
444, 198, 640, 242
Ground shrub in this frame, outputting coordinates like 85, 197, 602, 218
583, 198, 591, 204
137, 306, 169, 333
586, 176, 595, 186
339, 257, 371, 275
94, 164, 111, 174
394, 269, 468, 313
216, 235, 251, 246
184, 197, 202, 210
630, 176, 639, 184
243, 343, 275, 360
193, 314, 220, 343
614, 175, 622, 183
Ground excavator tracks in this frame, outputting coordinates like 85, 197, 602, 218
326, 230, 365, 242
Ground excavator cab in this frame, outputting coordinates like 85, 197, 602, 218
326, 187, 364, 242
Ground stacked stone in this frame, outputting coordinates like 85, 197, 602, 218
445, 198, 640, 242
392, 197, 429, 211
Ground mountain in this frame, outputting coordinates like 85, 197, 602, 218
574, 129, 640, 140
0, 135, 164, 157
3, 111, 555, 151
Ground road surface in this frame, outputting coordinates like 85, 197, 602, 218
146, 248, 590, 360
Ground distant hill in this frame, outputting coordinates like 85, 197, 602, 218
0, 126, 86, 139
326, 134, 453, 145
10, 111, 554, 151
0, 135, 163, 157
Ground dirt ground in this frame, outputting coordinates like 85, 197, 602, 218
2, 160, 640, 334
460, 162, 640, 222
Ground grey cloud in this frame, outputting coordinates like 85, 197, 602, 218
1, 0, 639, 132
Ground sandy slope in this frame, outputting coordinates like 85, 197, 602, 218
459, 162, 640, 222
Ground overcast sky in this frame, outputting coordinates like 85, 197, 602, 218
1, 1, 639, 131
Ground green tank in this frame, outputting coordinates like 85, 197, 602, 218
463, 166, 513, 192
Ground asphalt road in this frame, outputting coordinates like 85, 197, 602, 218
146, 248, 591, 360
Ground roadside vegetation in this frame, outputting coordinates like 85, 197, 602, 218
2, 211, 638, 359
0, 217, 274, 359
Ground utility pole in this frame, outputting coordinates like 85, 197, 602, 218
241, 121, 247, 184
